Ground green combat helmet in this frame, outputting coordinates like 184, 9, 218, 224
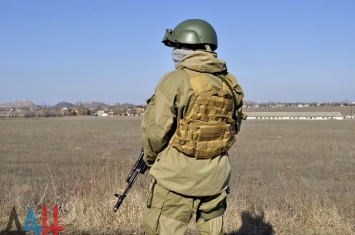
162, 19, 218, 51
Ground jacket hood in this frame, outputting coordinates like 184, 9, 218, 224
177, 50, 227, 73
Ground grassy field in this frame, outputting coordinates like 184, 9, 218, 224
0, 116, 354, 234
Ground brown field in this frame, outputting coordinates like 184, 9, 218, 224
0, 116, 354, 234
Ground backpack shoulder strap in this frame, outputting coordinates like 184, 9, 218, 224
183, 68, 212, 95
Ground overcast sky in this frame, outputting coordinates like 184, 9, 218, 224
1, 0, 354, 105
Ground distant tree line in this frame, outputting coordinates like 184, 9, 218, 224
0, 104, 146, 118
1, 100, 353, 119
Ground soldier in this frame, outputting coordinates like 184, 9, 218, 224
141, 19, 246, 235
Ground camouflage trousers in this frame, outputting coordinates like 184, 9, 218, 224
143, 180, 227, 235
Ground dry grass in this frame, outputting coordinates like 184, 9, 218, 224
0, 116, 354, 234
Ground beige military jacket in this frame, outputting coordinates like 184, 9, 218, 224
141, 50, 244, 196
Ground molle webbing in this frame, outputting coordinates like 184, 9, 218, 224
169, 69, 237, 159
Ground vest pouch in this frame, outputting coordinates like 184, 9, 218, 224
197, 123, 226, 141
169, 125, 197, 157
194, 123, 234, 159
170, 135, 195, 157
195, 140, 225, 159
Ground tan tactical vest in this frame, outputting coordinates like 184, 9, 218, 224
169, 69, 242, 159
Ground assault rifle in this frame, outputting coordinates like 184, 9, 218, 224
113, 148, 148, 212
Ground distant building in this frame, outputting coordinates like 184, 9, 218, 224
245, 112, 344, 120
97, 110, 116, 116
98, 110, 108, 117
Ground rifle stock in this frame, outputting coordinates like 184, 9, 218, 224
113, 148, 148, 212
